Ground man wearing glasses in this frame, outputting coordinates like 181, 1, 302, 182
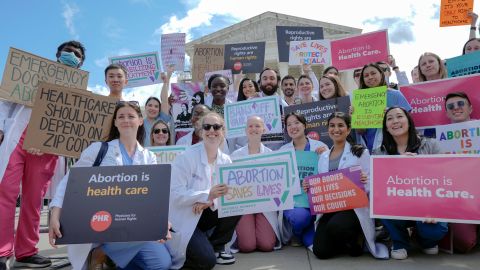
445, 92, 473, 123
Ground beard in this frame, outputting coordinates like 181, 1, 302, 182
283, 88, 295, 97
261, 82, 279, 96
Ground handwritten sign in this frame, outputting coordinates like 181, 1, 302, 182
161, 33, 185, 71
0, 47, 89, 106
307, 166, 368, 214
192, 45, 225, 82
216, 159, 294, 218
288, 39, 331, 66
351, 86, 387, 128
224, 42, 266, 74
294, 151, 318, 208
371, 155, 480, 224
109, 52, 162, 88
171, 82, 203, 130
440, 0, 474, 27
23, 82, 118, 158
276, 26, 324, 62
147, 145, 187, 164
224, 96, 282, 138
446, 50, 480, 77
435, 120, 480, 154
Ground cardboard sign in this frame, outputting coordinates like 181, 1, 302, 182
445, 50, 480, 77
400, 74, 480, 128
294, 151, 318, 208
351, 86, 387, 128
283, 96, 351, 147
224, 42, 266, 74
216, 159, 294, 218
0, 47, 89, 106
192, 45, 225, 82
371, 155, 480, 224
307, 166, 368, 214
23, 82, 118, 158
109, 52, 162, 88
440, 0, 474, 27
204, 69, 236, 102
161, 33, 186, 71
288, 39, 331, 66
276, 26, 324, 62
56, 164, 171, 244
171, 82, 204, 130
435, 120, 480, 154
147, 145, 187, 164
224, 96, 282, 138
331, 30, 389, 71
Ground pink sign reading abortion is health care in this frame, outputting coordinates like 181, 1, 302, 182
331, 30, 389, 71
371, 155, 480, 224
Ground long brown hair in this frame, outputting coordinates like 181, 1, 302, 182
106, 101, 145, 146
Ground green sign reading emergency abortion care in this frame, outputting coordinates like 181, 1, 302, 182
351, 86, 387, 129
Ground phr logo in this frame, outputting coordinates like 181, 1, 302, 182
90, 211, 112, 232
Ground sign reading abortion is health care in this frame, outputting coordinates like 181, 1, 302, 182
434, 120, 480, 154
56, 164, 171, 244
224, 42, 266, 74
109, 52, 162, 88
147, 146, 187, 164
276, 26, 324, 62
0, 47, 89, 107
371, 155, 480, 224
216, 159, 294, 218
445, 50, 480, 78
351, 86, 387, 129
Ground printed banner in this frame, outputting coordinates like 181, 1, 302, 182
400, 74, 480, 128
276, 26, 324, 62
224, 42, 266, 74
435, 120, 480, 154
307, 166, 368, 214
192, 45, 225, 82
109, 52, 162, 88
224, 96, 282, 138
147, 145, 187, 164
288, 39, 331, 66
294, 151, 318, 208
216, 159, 294, 218
331, 30, 389, 71
23, 82, 118, 158
440, 0, 474, 27
161, 33, 186, 71
371, 155, 480, 224
351, 86, 387, 128
171, 82, 204, 130
445, 50, 480, 77
0, 47, 89, 106
284, 96, 351, 147
204, 69, 236, 102
56, 164, 171, 244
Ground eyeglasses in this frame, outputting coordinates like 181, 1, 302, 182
153, 128, 169, 134
202, 124, 223, 131
446, 100, 466, 110
117, 100, 140, 107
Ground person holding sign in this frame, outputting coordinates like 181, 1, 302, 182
231, 116, 282, 252
151, 120, 172, 146
319, 75, 348, 101
49, 101, 172, 269
280, 112, 327, 249
0, 41, 86, 269
373, 107, 448, 260
168, 112, 241, 269
308, 112, 388, 259
417, 52, 447, 82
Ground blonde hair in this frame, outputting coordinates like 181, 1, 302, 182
417, 52, 447, 82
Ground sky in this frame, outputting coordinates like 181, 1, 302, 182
0, 0, 475, 105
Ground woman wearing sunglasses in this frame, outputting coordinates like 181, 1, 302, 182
49, 101, 172, 269
150, 120, 172, 146
168, 112, 241, 269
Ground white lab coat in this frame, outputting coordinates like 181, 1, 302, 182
279, 138, 327, 152
316, 143, 389, 259
50, 139, 157, 269
176, 130, 231, 154
167, 142, 231, 269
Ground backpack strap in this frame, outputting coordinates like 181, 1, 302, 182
92, 142, 109, 167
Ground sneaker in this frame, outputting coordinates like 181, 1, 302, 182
290, 235, 303, 247
0, 256, 10, 270
14, 254, 51, 268
422, 245, 439, 255
390, 248, 408, 260
215, 251, 235, 265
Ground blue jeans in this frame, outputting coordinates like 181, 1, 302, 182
102, 242, 172, 270
382, 219, 448, 250
283, 207, 315, 247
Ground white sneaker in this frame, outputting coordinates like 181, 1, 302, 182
391, 248, 408, 260
422, 245, 439, 255
215, 251, 235, 265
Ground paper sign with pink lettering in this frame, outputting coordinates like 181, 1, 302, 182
161, 33, 186, 71
400, 74, 480, 128
288, 39, 331, 66
331, 30, 389, 71
434, 120, 480, 154
371, 155, 480, 224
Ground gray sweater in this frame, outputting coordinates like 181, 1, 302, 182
373, 137, 441, 155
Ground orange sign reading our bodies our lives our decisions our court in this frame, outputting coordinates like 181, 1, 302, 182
440, 0, 474, 27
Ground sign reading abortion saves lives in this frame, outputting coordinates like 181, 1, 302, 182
371, 156, 480, 224
56, 164, 171, 244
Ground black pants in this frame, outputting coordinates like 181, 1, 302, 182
313, 210, 363, 259
182, 208, 241, 270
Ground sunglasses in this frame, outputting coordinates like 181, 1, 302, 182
117, 100, 140, 107
153, 128, 169, 134
202, 124, 223, 131
446, 100, 466, 110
